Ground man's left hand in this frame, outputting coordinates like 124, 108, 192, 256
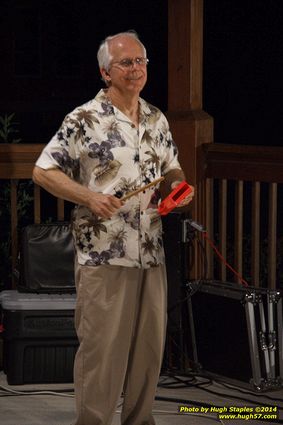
171, 181, 195, 207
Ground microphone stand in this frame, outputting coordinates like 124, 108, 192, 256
180, 218, 206, 372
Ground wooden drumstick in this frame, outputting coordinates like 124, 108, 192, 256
121, 176, 165, 201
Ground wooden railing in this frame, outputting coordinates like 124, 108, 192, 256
1, 143, 283, 289
196, 143, 283, 289
0, 144, 68, 287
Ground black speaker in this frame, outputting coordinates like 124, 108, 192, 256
17, 222, 75, 293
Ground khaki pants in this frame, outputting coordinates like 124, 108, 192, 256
73, 263, 167, 425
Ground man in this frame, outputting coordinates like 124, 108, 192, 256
33, 31, 194, 425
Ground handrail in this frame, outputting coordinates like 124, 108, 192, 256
201, 143, 283, 183
0, 143, 44, 179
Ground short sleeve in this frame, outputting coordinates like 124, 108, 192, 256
160, 118, 182, 175
35, 113, 81, 180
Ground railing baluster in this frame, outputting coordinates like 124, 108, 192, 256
234, 180, 244, 284
219, 179, 227, 281
197, 179, 205, 233
251, 182, 261, 287
57, 198, 65, 221
268, 183, 277, 289
34, 184, 41, 224
196, 179, 205, 278
205, 178, 214, 278
10, 180, 18, 289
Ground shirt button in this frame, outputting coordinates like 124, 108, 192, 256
141, 211, 144, 215
131, 124, 135, 128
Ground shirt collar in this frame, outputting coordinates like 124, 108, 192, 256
94, 89, 152, 125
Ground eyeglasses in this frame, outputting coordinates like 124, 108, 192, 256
110, 57, 149, 69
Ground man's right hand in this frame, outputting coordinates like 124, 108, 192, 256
87, 192, 123, 219
32, 166, 123, 219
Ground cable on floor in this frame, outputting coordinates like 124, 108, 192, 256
156, 373, 283, 416
0, 384, 74, 397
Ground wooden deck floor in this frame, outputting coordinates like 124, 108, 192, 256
1, 371, 283, 425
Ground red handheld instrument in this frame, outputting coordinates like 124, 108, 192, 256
158, 181, 192, 216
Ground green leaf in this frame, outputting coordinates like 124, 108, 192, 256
0, 112, 21, 144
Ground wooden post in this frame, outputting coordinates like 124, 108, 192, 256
167, 0, 213, 277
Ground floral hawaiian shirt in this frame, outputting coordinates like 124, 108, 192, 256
36, 89, 182, 268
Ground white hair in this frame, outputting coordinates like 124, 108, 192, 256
97, 30, 147, 72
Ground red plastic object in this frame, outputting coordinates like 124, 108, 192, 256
158, 181, 192, 216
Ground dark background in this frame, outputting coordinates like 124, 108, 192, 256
203, 1, 283, 146
0, 0, 168, 142
0, 0, 282, 145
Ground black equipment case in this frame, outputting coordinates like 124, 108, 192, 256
187, 281, 283, 391
17, 222, 75, 293
0, 290, 78, 385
